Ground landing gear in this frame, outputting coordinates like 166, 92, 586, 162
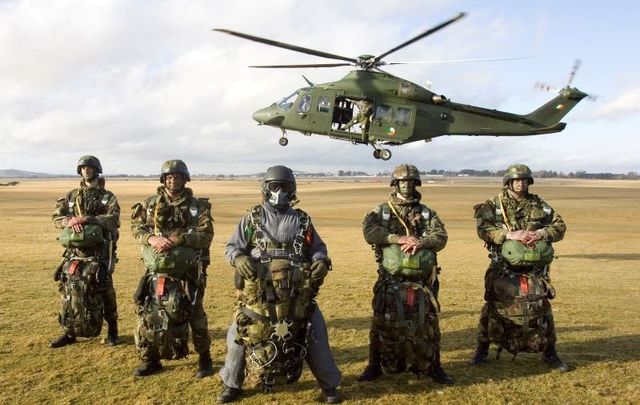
279, 129, 288, 146
372, 148, 391, 160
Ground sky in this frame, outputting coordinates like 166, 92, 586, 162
1, 0, 639, 176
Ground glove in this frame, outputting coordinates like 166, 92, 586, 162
234, 255, 257, 280
310, 260, 329, 282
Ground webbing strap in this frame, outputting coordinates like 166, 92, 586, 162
417, 288, 425, 329
156, 276, 166, 297
497, 194, 512, 232
393, 284, 405, 322
240, 305, 275, 323
387, 202, 410, 236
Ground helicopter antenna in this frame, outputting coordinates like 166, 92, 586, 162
302, 75, 314, 86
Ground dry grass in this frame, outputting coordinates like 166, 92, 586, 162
1, 178, 639, 404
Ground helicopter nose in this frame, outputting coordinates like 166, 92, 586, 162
252, 106, 284, 126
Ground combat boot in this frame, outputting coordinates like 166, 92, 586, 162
133, 360, 163, 377
429, 349, 454, 384
196, 351, 214, 378
541, 345, 571, 372
321, 387, 342, 404
104, 321, 119, 346
217, 385, 241, 403
468, 341, 490, 366
357, 343, 383, 382
49, 334, 77, 348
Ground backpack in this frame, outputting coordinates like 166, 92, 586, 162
58, 259, 104, 337
487, 270, 553, 356
134, 274, 191, 360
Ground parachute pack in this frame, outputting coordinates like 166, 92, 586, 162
488, 270, 554, 356
374, 278, 440, 375
135, 274, 192, 360
58, 259, 104, 337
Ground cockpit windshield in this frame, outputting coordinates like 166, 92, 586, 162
276, 92, 298, 111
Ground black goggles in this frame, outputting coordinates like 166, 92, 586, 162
267, 181, 295, 193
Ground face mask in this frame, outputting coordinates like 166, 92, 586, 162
267, 189, 290, 208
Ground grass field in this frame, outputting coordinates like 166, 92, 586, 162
1, 178, 639, 404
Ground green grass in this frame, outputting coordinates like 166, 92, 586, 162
1, 178, 639, 404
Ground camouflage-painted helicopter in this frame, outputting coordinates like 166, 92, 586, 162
215, 12, 588, 160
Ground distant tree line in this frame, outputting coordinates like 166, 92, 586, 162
368, 169, 640, 180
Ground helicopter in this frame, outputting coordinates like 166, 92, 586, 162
215, 12, 588, 161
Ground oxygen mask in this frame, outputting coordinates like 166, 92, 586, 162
265, 181, 295, 209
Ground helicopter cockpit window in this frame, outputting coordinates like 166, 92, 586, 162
317, 96, 331, 113
296, 94, 312, 114
277, 92, 298, 111
395, 108, 412, 126
374, 105, 393, 123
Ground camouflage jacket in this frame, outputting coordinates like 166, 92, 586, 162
363, 192, 448, 263
52, 180, 120, 256
474, 187, 566, 248
131, 186, 213, 250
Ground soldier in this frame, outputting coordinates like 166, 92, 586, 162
343, 99, 373, 134
50, 155, 120, 348
130, 159, 214, 378
358, 164, 453, 384
468, 164, 570, 372
217, 165, 341, 404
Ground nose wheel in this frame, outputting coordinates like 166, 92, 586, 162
278, 129, 288, 146
372, 148, 391, 160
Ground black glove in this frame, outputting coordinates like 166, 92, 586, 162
234, 255, 257, 280
310, 260, 329, 282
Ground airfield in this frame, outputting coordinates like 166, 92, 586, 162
1, 177, 638, 404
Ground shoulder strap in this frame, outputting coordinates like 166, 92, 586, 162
497, 194, 512, 232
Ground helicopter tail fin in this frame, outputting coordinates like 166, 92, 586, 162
525, 87, 588, 126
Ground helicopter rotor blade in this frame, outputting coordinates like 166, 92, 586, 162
534, 81, 558, 92
566, 59, 582, 87
374, 12, 466, 63
249, 63, 353, 68
214, 28, 357, 64
387, 56, 526, 65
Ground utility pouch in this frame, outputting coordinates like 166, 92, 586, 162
142, 245, 196, 277
58, 224, 104, 248
382, 244, 436, 279
501, 240, 554, 267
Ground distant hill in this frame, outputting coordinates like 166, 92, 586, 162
0, 169, 67, 178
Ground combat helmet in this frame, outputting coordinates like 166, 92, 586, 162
390, 164, 421, 186
160, 159, 191, 183
503, 164, 534, 186
76, 155, 103, 175
261, 165, 297, 207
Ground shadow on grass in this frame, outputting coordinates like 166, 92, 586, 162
559, 253, 640, 261
326, 310, 477, 331
333, 329, 640, 401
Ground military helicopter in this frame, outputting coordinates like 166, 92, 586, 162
215, 12, 588, 160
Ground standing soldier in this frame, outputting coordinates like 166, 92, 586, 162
468, 164, 569, 372
130, 159, 214, 378
50, 155, 120, 348
358, 164, 453, 384
217, 165, 341, 404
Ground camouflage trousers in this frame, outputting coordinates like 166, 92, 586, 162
474, 265, 557, 347
139, 281, 211, 362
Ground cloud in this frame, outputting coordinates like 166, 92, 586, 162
0, 1, 638, 174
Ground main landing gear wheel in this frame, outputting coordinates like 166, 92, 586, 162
373, 149, 381, 159
379, 149, 392, 160
279, 137, 288, 146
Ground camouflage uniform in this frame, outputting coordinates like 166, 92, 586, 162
359, 164, 452, 383
51, 157, 120, 346
131, 186, 213, 361
470, 164, 569, 370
